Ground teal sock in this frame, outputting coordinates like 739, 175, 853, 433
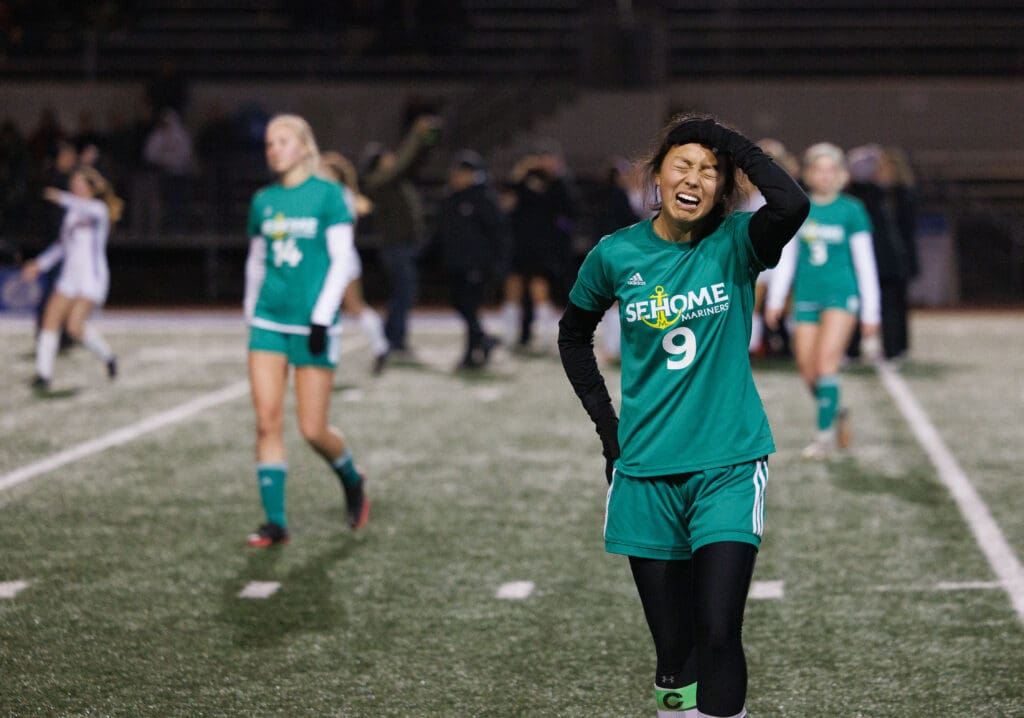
331, 449, 362, 489
816, 375, 840, 431
257, 463, 287, 527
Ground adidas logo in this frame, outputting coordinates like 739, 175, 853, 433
627, 272, 646, 287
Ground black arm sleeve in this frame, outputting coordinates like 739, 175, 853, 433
677, 119, 810, 268
557, 301, 620, 462
743, 150, 810, 268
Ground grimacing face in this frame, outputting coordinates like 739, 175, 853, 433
265, 123, 309, 177
655, 143, 724, 226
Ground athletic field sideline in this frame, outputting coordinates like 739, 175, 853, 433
1, 309, 1022, 717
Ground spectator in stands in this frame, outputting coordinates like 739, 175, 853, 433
319, 150, 390, 374
765, 142, 882, 459
143, 108, 194, 234
500, 140, 581, 351
21, 166, 123, 391
431, 149, 508, 369
846, 144, 918, 363
359, 113, 442, 360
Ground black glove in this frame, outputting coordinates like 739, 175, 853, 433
598, 418, 620, 485
667, 117, 757, 167
308, 324, 327, 355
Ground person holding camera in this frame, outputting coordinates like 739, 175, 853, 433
500, 141, 581, 352
359, 114, 443, 360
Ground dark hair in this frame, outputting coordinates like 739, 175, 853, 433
642, 112, 739, 224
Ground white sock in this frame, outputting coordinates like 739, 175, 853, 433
535, 301, 558, 345
658, 708, 699, 718
358, 308, 389, 357
749, 313, 764, 352
500, 302, 520, 344
81, 325, 114, 362
36, 329, 59, 380
698, 708, 746, 717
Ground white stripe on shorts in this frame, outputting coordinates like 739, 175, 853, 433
751, 460, 768, 537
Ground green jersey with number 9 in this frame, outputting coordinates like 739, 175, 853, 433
792, 194, 872, 307
247, 176, 353, 332
569, 214, 774, 476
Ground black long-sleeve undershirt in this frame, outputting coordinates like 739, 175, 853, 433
740, 146, 810, 268
557, 303, 619, 476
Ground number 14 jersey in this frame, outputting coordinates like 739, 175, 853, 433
569, 214, 775, 476
247, 176, 353, 333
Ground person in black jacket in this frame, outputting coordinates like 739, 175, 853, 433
847, 144, 919, 362
434, 150, 509, 369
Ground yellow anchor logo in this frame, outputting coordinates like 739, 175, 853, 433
801, 220, 818, 243
268, 212, 289, 240
641, 286, 682, 330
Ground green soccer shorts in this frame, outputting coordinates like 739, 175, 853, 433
249, 325, 340, 368
604, 458, 769, 560
793, 294, 860, 323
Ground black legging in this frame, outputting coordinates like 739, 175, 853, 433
629, 541, 758, 716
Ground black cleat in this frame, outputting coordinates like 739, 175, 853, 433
344, 479, 370, 530
30, 375, 50, 393
106, 356, 118, 380
372, 351, 388, 376
246, 522, 289, 547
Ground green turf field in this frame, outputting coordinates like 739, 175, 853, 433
1, 310, 1022, 717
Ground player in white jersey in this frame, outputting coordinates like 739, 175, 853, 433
21, 166, 122, 391
319, 151, 390, 373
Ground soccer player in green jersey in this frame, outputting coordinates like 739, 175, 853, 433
764, 143, 882, 459
559, 115, 809, 718
242, 115, 369, 547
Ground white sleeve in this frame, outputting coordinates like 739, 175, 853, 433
310, 223, 356, 327
764, 237, 798, 312
243, 236, 265, 322
34, 242, 65, 273
850, 230, 881, 325
54, 192, 107, 220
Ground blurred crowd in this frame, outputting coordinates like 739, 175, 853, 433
0, 87, 920, 366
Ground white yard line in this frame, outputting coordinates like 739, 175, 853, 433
0, 381, 250, 494
238, 581, 281, 599
877, 362, 1024, 624
749, 580, 784, 600
495, 581, 535, 600
0, 580, 31, 599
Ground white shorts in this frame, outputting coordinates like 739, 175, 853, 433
54, 261, 109, 305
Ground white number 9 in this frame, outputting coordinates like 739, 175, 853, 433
662, 326, 696, 370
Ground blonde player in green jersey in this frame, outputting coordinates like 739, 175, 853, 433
764, 143, 882, 459
242, 115, 369, 547
560, 115, 809, 718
